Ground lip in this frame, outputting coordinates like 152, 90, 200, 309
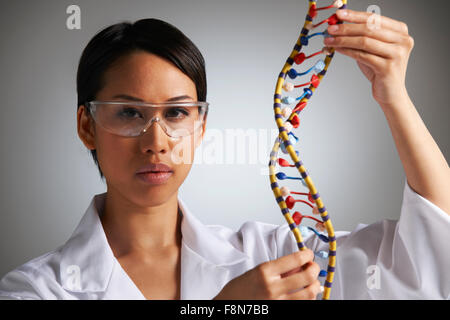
136, 171, 173, 185
136, 163, 173, 174
136, 162, 173, 185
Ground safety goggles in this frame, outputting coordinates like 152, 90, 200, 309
85, 101, 209, 138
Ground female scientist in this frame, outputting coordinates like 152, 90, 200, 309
0, 8, 449, 300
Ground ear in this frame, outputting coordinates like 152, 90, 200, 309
200, 117, 207, 140
77, 105, 96, 150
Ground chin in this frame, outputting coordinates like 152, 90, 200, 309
131, 175, 179, 205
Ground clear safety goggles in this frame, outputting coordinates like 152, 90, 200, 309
86, 101, 209, 138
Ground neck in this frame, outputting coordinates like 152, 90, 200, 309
100, 186, 182, 258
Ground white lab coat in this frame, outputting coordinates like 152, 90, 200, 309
0, 180, 448, 300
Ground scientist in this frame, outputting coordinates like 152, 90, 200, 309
0, 8, 449, 300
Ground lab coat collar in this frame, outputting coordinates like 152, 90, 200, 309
177, 196, 249, 266
59, 192, 249, 296
59, 192, 114, 293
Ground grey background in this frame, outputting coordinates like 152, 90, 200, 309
0, 0, 449, 278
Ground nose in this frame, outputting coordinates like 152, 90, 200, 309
142, 116, 162, 134
139, 117, 169, 155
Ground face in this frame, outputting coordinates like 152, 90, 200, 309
77, 51, 206, 207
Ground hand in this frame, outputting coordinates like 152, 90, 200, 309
213, 249, 323, 300
324, 9, 415, 111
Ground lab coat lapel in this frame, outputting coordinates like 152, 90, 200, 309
59, 192, 145, 299
177, 197, 251, 299
59, 193, 114, 293
179, 241, 232, 299
100, 259, 146, 300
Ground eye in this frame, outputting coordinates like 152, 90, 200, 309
118, 107, 142, 119
165, 107, 189, 119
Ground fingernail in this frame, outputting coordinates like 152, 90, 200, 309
339, 9, 348, 16
328, 25, 339, 33
320, 286, 325, 293
324, 37, 335, 44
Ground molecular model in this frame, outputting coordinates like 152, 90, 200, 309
268, 0, 348, 300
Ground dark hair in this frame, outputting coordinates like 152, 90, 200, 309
76, 18, 207, 180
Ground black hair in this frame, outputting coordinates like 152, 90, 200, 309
76, 18, 207, 180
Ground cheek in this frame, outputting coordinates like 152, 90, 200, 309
95, 131, 133, 181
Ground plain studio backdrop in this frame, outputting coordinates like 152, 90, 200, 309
0, 0, 449, 278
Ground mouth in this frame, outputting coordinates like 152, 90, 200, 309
136, 171, 173, 185
136, 163, 173, 173
136, 162, 173, 185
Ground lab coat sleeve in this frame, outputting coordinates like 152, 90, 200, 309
0, 269, 43, 300
273, 179, 450, 299
394, 180, 450, 298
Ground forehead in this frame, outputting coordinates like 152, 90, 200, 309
98, 50, 197, 102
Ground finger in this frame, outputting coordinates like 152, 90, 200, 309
281, 280, 323, 300
280, 266, 302, 278
336, 9, 409, 35
268, 249, 314, 276
278, 261, 321, 294
325, 35, 397, 59
334, 47, 386, 72
327, 23, 406, 44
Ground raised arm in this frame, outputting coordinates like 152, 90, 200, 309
325, 8, 450, 214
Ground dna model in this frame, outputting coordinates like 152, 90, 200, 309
268, 0, 348, 300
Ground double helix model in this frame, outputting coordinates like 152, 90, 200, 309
268, 0, 348, 300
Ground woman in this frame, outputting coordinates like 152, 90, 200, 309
0, 9, 449, 300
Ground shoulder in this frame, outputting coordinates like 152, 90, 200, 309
0, 247, 65, 300
204, 220, 317, 261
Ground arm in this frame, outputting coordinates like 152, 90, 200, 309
382, 95, 450, 214
325, 9, 450, 214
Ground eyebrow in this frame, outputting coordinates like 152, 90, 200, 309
111, 94, 194, 102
